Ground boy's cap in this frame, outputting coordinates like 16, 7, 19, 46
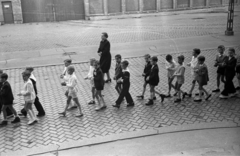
115, 54, 122, 59
151, 56, 158, 62
26, 67, 34, 71
64, 59, 72, 63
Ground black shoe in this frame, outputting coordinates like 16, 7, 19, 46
11, 117, 20, 123
101, 105, 107, 110
174, 99, 181, 103
153, 97, 156, 100
112, 104, 120, 109
37, 113, 45, 117
18, 113, 27, 117
165, 94, 171, 98
105, 79, 112, 83
194, 99, 202, 102
127, 103, 135, 107
212, 89, 220, 92
182, 92, 188, 100
88, 100, 95, 105
145, 100, 154, 106
205, 94, 212, 101
236, 86, 240, 90
195, 92, 204, 96
160, 94, 165, 103
6, 114, 14, 119
188, 93, 192, 97
136, 95, 144, 99
0, 120, 8, 126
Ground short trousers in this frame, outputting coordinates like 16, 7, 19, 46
175, 82, 182, 91
217, 67, 225, 75
68, 90, 78, 99
90, 79, 94, 87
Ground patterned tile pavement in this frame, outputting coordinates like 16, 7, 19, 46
0, 47, 240, 154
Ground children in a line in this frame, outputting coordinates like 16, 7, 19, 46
0, 73, 20, 126
93, 61, 107, 111
113, 60, 134, 108
84, 58, 96, 105
114, 54, 123, 95
194, 56, 211, 102
137, 54, 152, 100
18, 71, 38, 125
212, 45, 227, 92
59, 66, 83, 117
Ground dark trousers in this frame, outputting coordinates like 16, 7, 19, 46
116, 84, 133, 105
221, 74, 236, 96
0, 103, 13, 116
115, 82, 122, 94
21, 96, 45, 116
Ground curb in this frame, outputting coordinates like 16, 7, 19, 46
2, 121, 239, 156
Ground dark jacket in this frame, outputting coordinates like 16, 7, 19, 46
30, 78, 38, 95
143, 61, 152, 81
224, 56, 237, 76
121, 71, 130, 88
0, 81, 14, 105
93, 67, 104, 90
149, 65, 159, 86
98, 39, 112, 73
115, 62, 122, 80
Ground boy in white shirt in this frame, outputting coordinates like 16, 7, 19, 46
59, 66, 83, 117
60, 59, 77, 109
187, 48, 201, 97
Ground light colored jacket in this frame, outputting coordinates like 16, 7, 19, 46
66, 74, 78, 93
21, 79, 36, 102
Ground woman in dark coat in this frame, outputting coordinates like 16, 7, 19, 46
97, 32, 112, 83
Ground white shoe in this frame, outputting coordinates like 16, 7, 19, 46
219, 94, 229, 99
28, 120, 35, 125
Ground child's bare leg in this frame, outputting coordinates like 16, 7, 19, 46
189, 80, 196, 95
202, 87, 209, 97
141, 82, 147, 96
168, 77, 174, 95
99, 91, 106, 107
217, 74, 221, 89
92, 87, 96, 101
95, 91, 102, 110
8, 105, 17, 117
72, 98, 83, 116
59, 97, 71, 116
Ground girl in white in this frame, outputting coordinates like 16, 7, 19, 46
18, 71, 38, 125
59, 66, 83, 117
84, 58, 96, 104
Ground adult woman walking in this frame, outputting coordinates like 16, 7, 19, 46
97, 32, 112, 83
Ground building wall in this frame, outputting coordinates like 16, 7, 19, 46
0, 0, 22, 24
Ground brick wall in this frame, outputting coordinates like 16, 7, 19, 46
0, 0, 22, 24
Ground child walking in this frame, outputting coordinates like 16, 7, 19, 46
187, 48, 201, 97
114, 54, 123, 95
172, 55, 186, 103
60, 59, 77, 109
194, 56, 211, 102
212, 45, 227, 92
0, 73, 20, 126
20, 67, 45, 117
59, 66, 83, 117
84, 58, 96, 104
137, 54, 152, 100
93, 61, 107, 111
219, 48, 237, 98
113, 60, 134, 108
145, 56, 165, 106
165, 54, 177, 97
18, 71, 38, 125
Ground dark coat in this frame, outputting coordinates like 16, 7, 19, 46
30, 78, 38, 95
143, 61, 152, 82
115, 63, 122, 81
149, 65, 159, 86
0, 81, 14, 105
93, 68, 104, 91
196, 64, 209, 86
98, 39, 112, 73
224, 56, 237, 77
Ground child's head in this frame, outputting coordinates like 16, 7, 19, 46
193, 48, 201, 57
101, 32, 108, 40
150, 56, 158, 65
121, 60, 129, 70
26, 67, 34, 73
115, 54, 122, 64
94, 60, 100, 69
166, 54, 173, 63
90, 58, 96, 66
0, 73, 8, 82
67, 66, 75, 75
144, 54, 151, 62
64, 59, 72, 67
218, 45, 225, 55
228, 48, 235, 57
22, 71, 31, 81
198, 56, 205, 64
177, 55, 185, 64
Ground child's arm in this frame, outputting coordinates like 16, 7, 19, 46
174, 67, 185, 76
66, 78, 77, 89
20, 84, 32, 96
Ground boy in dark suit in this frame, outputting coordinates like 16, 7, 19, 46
20, 67, 45, 117
219, 48, 237, 99
114, 54, 123, 94
0, 69, 13, 118
113, 60, 134, 108
0, 73, 20, 126
146, 56, 164, 106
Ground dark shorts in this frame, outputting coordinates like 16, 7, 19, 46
236, 65, 240, 74
217, 67, 225, 75
2, 100, 13, 106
